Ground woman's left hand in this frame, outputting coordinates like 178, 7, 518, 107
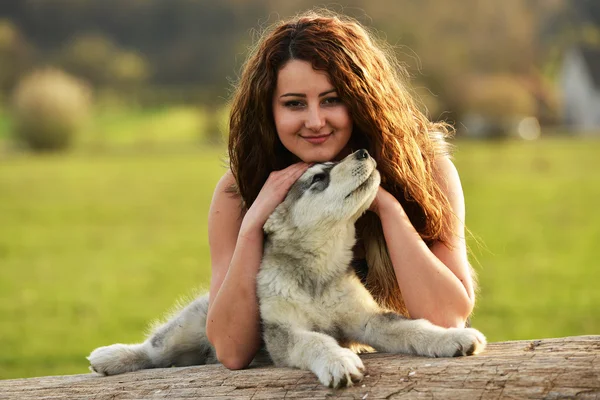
368, 186, 399, 216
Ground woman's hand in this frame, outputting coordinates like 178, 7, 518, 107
369, 186, 400, 216
240, 162, 311, 236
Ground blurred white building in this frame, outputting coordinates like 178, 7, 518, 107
561, 46, 600, 134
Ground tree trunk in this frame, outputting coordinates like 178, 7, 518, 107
1, 335, 598, 399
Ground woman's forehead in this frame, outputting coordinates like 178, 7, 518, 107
274, 60, 335, 96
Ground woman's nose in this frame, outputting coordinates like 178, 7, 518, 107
305, 106, 325, 131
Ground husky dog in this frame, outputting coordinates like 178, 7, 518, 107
88, 149, 486, 388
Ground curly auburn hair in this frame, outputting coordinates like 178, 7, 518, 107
228, 10, 455, 315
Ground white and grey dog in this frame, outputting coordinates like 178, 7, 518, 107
88, 149, 486, 388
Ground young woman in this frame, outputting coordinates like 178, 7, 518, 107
205, 10, 476, 370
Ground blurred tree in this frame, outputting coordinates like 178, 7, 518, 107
0, 18, 33, 100
541, 0, 600, 69
57, 33, 150, 89
0, 0, 583, 124
57, 33, 117, 87
361, 0, 567, 123
109, 51, 150, 89
463, 75, 537, 121
2, 0, 270, 105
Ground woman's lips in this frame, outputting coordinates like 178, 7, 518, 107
301, 133, 332, 144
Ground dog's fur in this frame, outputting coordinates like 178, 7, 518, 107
88, 149, 486, 388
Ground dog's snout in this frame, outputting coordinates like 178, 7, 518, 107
355, 149, 369, 160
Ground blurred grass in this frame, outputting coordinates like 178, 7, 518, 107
0, 148, 226, 380
82, 107, 207, 148
455, 139, 600, 341
0, 105, 225, 151
0, 108, 599, 379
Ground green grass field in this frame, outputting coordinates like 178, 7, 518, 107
456, 140, 600, 341
0, 111, 599, 379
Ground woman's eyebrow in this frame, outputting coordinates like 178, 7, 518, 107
279, 88, 337, 98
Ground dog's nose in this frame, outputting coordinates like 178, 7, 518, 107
355, 149, 369, 160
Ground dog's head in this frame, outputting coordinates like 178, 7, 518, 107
264, 149, 380, 235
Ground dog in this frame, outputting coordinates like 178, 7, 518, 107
88, 149, 486, 388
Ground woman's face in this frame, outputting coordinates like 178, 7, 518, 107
272, 60, 353, 163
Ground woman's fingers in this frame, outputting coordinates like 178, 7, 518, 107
256, 163, 309, 209
243, 162, 313, 230
270, 162, 311, 191
282, 162, 311, 185
273, 162, 309, 181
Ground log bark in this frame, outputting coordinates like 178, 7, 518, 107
1, 335, 598, 399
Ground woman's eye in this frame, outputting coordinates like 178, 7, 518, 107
311, 173, 326, 184
322, 97, 341, 105
284, 100, 304, 108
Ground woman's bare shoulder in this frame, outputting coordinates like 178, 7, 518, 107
434, 156, 461, 188
215, 169, 237, 191
208, 170, 244, 269
210, 169, 242, 217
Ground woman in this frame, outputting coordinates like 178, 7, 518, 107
205, 10, 476, 370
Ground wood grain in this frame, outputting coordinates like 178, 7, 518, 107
1, 336, 598, 399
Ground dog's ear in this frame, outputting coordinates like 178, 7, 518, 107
263, 204, 288, 235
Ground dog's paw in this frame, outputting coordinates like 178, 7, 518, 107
312, 347, 365, 388
432, 328, 487, 358
88, 343, 150, 376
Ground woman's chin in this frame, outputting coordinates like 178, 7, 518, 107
296, 148, 342, 163
300, 154, 334, 163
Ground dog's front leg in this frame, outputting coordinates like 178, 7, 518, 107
88, 294, 215, 375
263, 324, 365, 388
351, 311, 486, 358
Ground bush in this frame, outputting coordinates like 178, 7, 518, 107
463, 74, 536, 122
58, 33, 150, 89
11, 68, 91, 152
0, 19, 32, 95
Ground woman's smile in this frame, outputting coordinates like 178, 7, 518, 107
300, 132, 333, 145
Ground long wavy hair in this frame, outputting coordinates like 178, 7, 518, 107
228, 10, 455, 315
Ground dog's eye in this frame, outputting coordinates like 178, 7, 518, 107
311, 173, 326, 185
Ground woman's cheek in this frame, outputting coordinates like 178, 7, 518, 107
279, 113, 302, 136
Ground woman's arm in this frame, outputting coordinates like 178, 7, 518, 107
370, 157, 475, 328
205, 170, 262, 369
205, 163, 309, 369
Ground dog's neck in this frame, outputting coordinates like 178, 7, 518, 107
263, 220, 357, 280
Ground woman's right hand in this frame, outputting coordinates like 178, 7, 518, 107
239, 162, 310, 236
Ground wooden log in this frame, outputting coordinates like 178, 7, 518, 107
1, 336, 598, 399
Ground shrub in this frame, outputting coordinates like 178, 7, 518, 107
0, 19, 32, 95
463, 74, 536, 122
58, 33, 150, 90
11, 68, 91, 152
